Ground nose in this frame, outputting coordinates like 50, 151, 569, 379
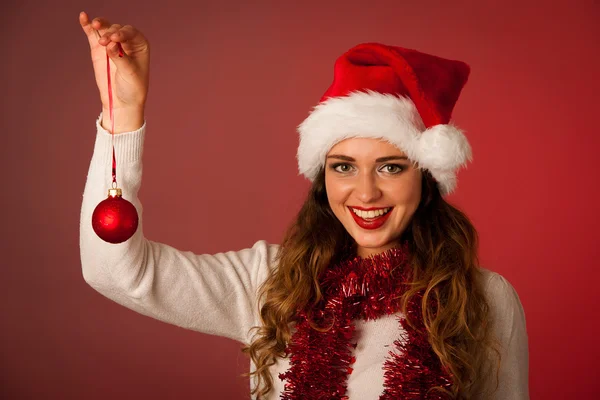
355, 172, 382, 203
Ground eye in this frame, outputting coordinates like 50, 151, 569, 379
331, 163, 354, 173
380, 164, 405, 174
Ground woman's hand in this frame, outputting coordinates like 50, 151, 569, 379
79, 11, 149, 131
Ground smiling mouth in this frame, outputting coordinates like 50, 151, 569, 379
349, 207, 392, 220
347, 206, 394, 230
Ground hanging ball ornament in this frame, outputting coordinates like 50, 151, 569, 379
92, 186, 139, 244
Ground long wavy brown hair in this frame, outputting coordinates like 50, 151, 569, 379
241, 166, 502, 399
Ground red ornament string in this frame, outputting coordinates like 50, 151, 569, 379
106, 42, 124, 190
278, 243, 454, 399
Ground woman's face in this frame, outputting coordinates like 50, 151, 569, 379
325, 137, 423, 258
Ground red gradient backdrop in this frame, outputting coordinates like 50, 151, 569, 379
1, 0, 598, 399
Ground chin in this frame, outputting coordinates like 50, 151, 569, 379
349, 220, 403, 243
351, 230, 399, 249
352, 233, 388, 246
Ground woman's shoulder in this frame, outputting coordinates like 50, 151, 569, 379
474, 268, 530, 398
476, 267, 522, 301
206, 240, 281, 301
236, 239, 281, 276
476, 267, 527, 333
240, 239, 280, 255
220, 239, 281, 269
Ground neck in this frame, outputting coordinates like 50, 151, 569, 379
356, 241, 402, 259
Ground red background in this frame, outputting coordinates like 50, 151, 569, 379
1, 0, 598, 398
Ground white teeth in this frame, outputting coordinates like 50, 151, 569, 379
350, 207, 391, 219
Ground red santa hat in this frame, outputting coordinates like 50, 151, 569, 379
296, 42, 472, 195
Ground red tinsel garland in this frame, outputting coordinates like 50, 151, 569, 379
278, 242, 454, 399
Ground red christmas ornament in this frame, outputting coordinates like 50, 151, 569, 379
92, 187, 138, 244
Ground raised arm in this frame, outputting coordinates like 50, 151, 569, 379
78, 12, 277, 345
79, 113, 278, 344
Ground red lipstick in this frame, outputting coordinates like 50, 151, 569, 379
348, 206, 393, 230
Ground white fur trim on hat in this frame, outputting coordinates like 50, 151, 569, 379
296, 90, 472, 195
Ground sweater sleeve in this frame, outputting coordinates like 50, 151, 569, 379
79, 112, 278, 345
481, 271, 530, 400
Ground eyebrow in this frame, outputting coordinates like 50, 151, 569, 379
326, 154, 409, 162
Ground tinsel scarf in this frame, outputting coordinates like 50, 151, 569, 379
278, 242, 454, 399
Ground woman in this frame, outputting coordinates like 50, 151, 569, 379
78, 11, 529, 400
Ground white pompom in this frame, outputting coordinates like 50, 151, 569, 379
417, 124, 473, 171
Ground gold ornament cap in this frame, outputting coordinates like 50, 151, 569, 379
108, 187, 122, 197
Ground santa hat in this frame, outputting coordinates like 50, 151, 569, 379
296, 42, 472, 196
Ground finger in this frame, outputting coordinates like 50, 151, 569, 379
79, 11, 103, 49
106, 25, 141, 55
91, 16, 113, 39
98, 24, 123, 46
108, 25, 137, 44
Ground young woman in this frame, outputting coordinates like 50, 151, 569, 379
78, 11, 529, 400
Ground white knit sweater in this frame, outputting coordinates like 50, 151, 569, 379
80, 113, 529, 399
